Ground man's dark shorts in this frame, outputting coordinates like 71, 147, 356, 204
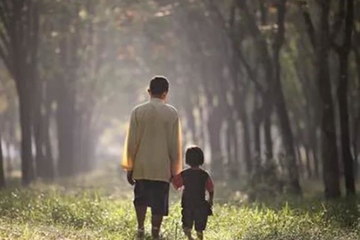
134, 180, 170, 216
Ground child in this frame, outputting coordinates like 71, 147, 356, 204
172, 146, 214, 240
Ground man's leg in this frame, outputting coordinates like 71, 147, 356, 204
150, 181, 169, 238
135, 205, 147, 231
134, 180, 147, 238
151, 214, 163, 238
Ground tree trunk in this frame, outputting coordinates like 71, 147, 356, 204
17, 84, 35, 185
336, 0, 355, 196
317, 0, 341, 198
5, 141, 12, 175
238, 90, 252, 173
0, 135, 5, 188
226, 117, 239, 179
33, 78, 47, 179
304, 145, 312, 178
74, 110, 96, 174
337, 50, 355, 195
42, 81, 55, 180
252, 103, 261, 158
272, 0, 301, 194
263, 114, 273, 159
56, 80, 76, 178
208, 107, 224, 180
353, 36, 360, 177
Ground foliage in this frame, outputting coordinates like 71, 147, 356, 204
0, 165, 359, 239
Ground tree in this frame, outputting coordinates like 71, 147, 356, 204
301, 0, 341, 198
0, 0, 40, 185
234, 0, 301, 194
0, 134, 5, 188
333, 0, 356, 196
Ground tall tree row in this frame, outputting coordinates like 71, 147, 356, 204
0, 0, 130, 184
0, 0, 359, 199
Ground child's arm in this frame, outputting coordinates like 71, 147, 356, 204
208, 191, 214, 207
206, 176, 214, 206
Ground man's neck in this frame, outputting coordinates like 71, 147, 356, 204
150, 97, 165, 102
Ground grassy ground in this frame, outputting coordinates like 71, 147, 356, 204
0, 164, 360, 239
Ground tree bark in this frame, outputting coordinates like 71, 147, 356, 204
264, 114, 273, 159
272, 0, 301, 194
43, 81, 55, 180
0, 0, 40, 185
336, 0, 355, 196
33, 77, 47, 179
238, 89, 252, 173
317, 0, 341, 198
56, 79, 76, 178
226, 117, 239, 179
208, 106, 224, 180
0, 135, 5, 188
304, 145, 312, 178
236, 0, 301, 193
17, 83, 35, 185
252, 96, 262, 158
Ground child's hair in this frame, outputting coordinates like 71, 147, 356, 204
185, 146, 204, 167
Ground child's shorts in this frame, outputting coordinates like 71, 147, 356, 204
181, 204, 211, 231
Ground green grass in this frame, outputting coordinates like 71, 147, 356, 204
0, 165, 359, 239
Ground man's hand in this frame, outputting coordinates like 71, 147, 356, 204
127, 171, 135, 186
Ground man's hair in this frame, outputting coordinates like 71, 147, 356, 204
149, 76, 169, 95
185, 146, 204, 167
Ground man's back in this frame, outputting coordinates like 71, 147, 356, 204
123, 98, 182, 182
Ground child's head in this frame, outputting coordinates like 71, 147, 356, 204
185, 146, 204, 167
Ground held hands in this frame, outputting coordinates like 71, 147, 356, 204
127, 171, 135, 186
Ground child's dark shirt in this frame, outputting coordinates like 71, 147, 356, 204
173, 168, 214, 208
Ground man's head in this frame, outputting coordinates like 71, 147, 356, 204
185, 146, 204, 168
148, 76, 169, 99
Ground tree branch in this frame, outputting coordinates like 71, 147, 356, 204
298, 1, 316, 49
343, 0, 354, 50
0, 42, 12, 76
330, 0, 346, 40
203, 0, 264, 93
0, 27, 10, 52
0, 3, 10, 32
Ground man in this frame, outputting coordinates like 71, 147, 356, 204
122, 76, 183, 239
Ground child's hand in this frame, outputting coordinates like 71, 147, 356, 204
172, 174, 183, 190
208, 199, 213, 207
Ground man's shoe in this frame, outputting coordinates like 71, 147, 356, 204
136, 229, 145, 240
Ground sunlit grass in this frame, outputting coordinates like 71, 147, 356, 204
0, 164, 359, 239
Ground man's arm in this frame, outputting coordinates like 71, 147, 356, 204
121, 110, 138, 185
169, 116, 183, 177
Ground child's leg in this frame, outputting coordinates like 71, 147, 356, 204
182, 208, 194, 240
184, 227, 193, 240
196, 231, 203, 240
194, 208, 208, 240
